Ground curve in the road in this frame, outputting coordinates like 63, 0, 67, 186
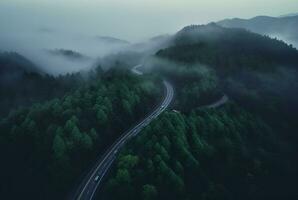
204, 94, 229, 109
73, 64, 229, 200
131, 64, 144, 75
73, 78, 174, 200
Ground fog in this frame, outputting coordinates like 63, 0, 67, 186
0, 24, 171, 75
0, 28, 130, 75
269, 33, 298, 49
1, 0, 297, 41
1, 0, 297, 74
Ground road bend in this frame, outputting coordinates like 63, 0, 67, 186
72, 79, 174, 200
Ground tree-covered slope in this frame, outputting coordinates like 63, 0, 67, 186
97, 24, 298, 200
156, 24, 298, 130
157, 23, 298, 72
0, 68, 161, 199
0, 52, 41, 74
0, 52, 83, 117
217, 15, 298, 47
100, 105, 298, 200
145, 58, 221, 112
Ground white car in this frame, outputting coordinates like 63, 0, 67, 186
94, 175, 99, 182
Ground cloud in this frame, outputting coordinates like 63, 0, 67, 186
0, 28, 130, 75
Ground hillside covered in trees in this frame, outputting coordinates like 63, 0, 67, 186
156, 24, 298, 140
217, 15, 298, 48
99, 24, 298, 200
144, 58, 222, 112
0, 52, 84, 117
157, 23, 298, 72
101, 105, 297, 200
0, 67, 161, 199
1, 23, 298, 200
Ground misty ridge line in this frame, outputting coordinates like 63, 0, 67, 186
1, 5, 298, 200
0, 30, 134, 75
0, 13, 297, 76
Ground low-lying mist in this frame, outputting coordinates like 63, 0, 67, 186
0, 29, 131, 75
141, 56, 211, 74
269, 33, 298, 49
0, 26, 175, 75
91, 35, 172, 71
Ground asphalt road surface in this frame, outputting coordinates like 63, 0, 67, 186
73, 78, 174, 200
131, 64, 143, 75
72, 64, 228, 200
205, 94, 229, 109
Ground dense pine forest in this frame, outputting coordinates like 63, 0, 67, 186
145, 59, 221, 112
0, 65, 161, 199
1, 22, 298, 200
98, 24, 298, 200
157, 23, 298, 71
100, 105, 297, 200
0, 52, 84, 117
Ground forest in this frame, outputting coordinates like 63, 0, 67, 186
98, 24, 298, 200
0, 52, 84, 117
146, 59, 222, 112
156, 23, 298, 147
1, 22, 298, 200
100, 105, 297, 200
0, 65, 161, 199
157, 23, 298, 73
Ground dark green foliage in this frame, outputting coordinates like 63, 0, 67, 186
157, 24, 298, 72
149, 59, 222, 111
47, 49, 90, 61
155, 23, 298, 150
2, 24, 298, 200
101, 105, 298, 200
0, 52, 83, 117
217, 15, 298, 47
142, 184, 158, 200
0, 69, 161, 199
0, 52, 40, 73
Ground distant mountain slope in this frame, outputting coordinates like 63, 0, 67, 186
217, 15, 298, 47
0, 52, 41, 75
95, 36, 130, 45
279, 13, 298, 18
149, 34, 171, 42
0, 52, 82, 117
47, 49, 90, 61
156, 23, 298, 119
157, 23, 298, 72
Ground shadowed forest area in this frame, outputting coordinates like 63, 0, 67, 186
1, 3, 298, 199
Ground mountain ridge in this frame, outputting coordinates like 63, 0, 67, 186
217, 14, 298, 47
95, 36, 130, 45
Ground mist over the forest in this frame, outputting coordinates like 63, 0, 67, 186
0, 28, 130, 75
1, 1, 298, 200
217, 15, 298, 48
1, 0, 297, 75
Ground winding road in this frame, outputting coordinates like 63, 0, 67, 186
72, 65, 174, 200
204, 94, 229, 109
131, 64, 143, 75
72, 64, 228, 200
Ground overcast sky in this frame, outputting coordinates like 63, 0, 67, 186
1, 0, 298, 41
